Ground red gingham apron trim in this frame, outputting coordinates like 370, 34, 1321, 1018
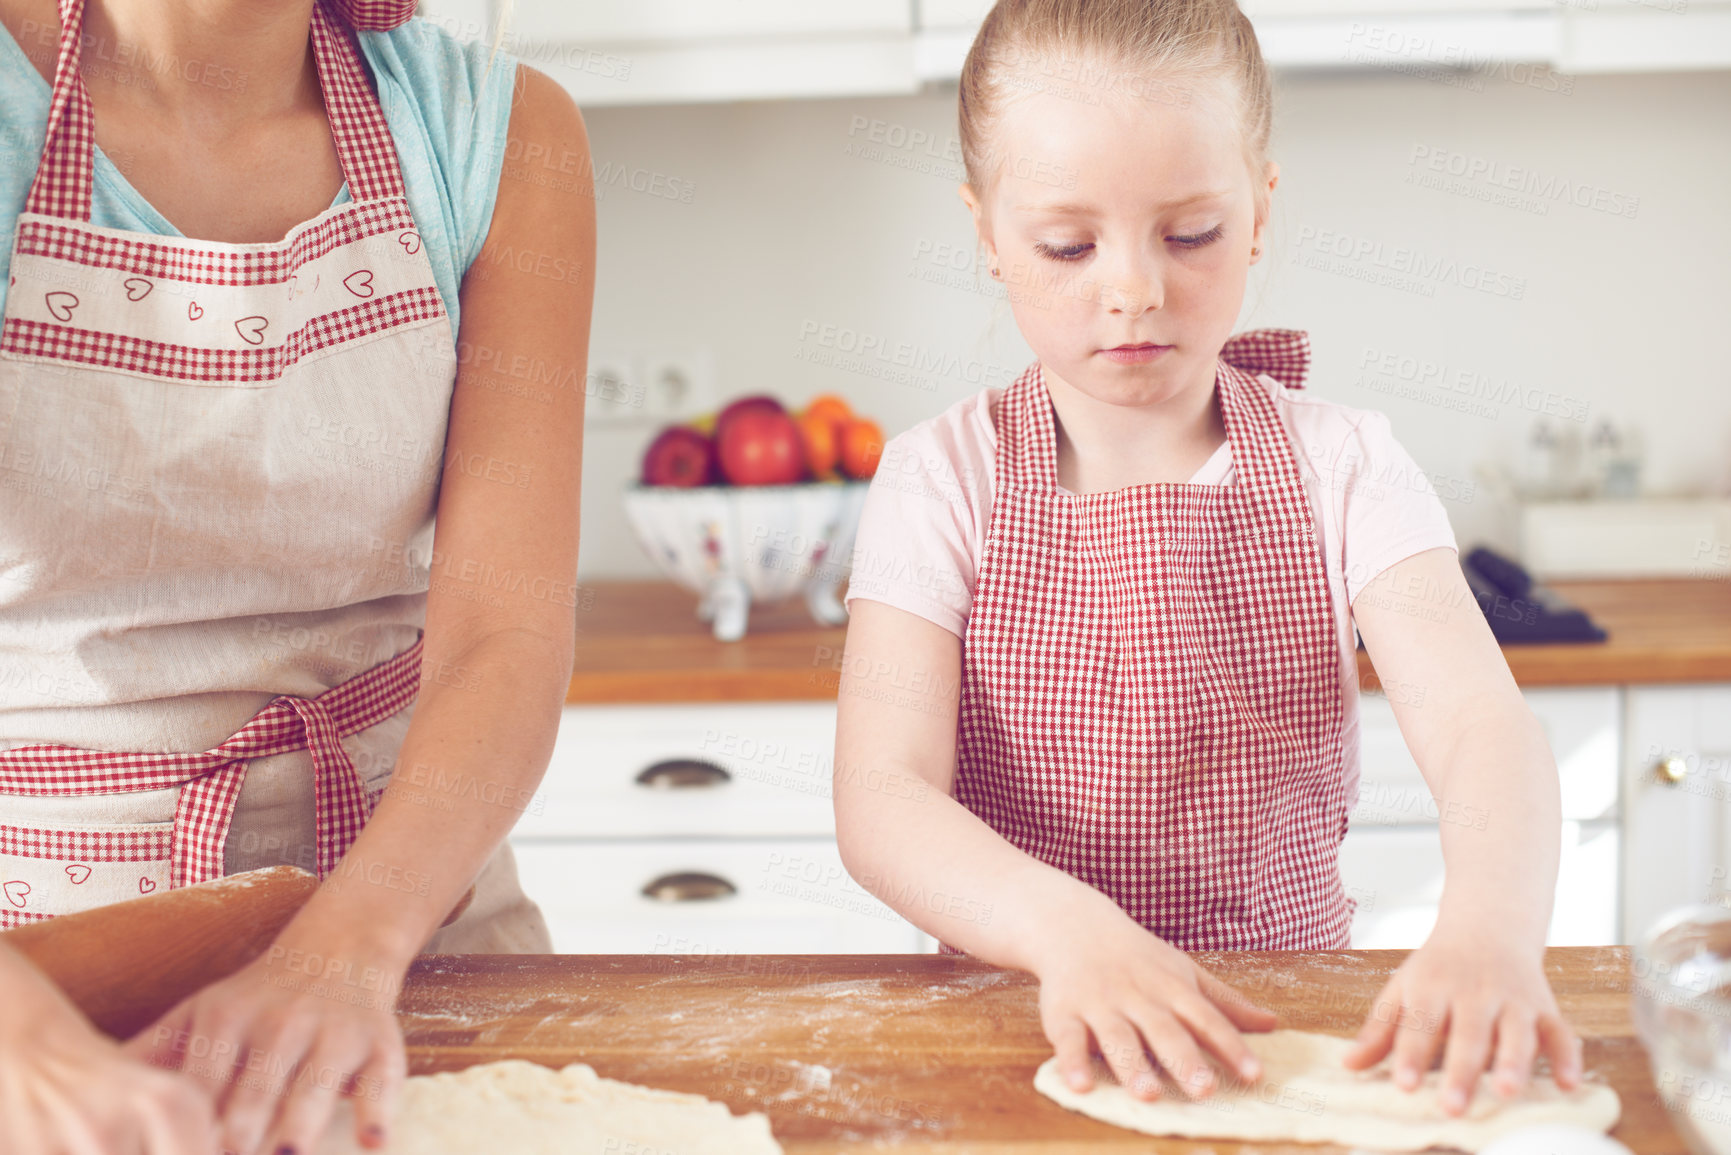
0, 638, 423, 888
0, 824, 171, 862
1, 286, 445, 385
12, 199, 420, 285
951, 330, 1349, 952
25, 0, 405, 221
0, 910, 52, 929
328, 0, 419, 32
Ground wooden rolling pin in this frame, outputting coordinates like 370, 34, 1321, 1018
1, 865, 320, 1039
2, 866, 478, 1040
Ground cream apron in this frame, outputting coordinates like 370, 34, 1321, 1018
0, 0, 549, 952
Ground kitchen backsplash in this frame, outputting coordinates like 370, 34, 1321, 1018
574, 67, 1731, 578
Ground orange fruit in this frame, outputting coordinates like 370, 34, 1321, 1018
802, 394, 853, 433
839, 418, 884, 480
796, 411, 842, 480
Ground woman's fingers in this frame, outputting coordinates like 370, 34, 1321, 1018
212, 1012, 317, 1155
264, 1037, 369, 1155
1489, 1006, 1538, 1099
347, 1032, 406, 1151
133, 1071, 219, 1155
1437, 999, 1498, 1114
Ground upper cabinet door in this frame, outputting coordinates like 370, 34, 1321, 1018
514, 0, 912, 43
920, 0, 994, 28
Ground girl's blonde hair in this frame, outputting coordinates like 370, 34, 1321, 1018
959, 0, 1273, 202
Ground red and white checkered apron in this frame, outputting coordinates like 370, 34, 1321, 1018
954, 330, 1354, 951
0, 0, 455, 928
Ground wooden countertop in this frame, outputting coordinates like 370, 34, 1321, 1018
568, 578, 1731, 704
400, 948, 1669, 1153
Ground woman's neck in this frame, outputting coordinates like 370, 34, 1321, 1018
1045, 360, 1228, 495
59, 0, 318, 123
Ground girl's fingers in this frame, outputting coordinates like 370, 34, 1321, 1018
1390, 998, 1449, 1091
1489, 1006, 1538, 1099
1197, 971, 1279, 1034
1129, 1005, 1218, 1100
1537, 1013, 1583, 1090
1437, 1000, 1498, 1115
1045, 1015, 1097, 1094
1171, 991, 1264, 1083
1091, 1016, 1162, 1102
134, 1072, 218, 1155
1343, 980, 1403, 1070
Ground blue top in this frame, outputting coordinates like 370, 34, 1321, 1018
0, 16, 519, 341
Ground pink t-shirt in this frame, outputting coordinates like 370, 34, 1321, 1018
843, 371, 1460, 794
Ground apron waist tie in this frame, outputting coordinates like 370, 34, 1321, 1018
0, 638, 424, 888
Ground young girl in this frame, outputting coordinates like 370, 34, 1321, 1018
834, 0, 1582, 1120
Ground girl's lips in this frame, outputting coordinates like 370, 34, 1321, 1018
1099, 343, 1173, 365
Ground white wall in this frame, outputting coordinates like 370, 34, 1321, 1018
575, 68, 1731, 578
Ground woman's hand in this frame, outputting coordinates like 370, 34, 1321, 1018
125, 936, 406, 1155
1030, 889, 1278, 1102
0, 943, 219, 1155
1344, 924, 1582, 1114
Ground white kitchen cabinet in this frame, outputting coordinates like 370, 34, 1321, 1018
1341, 687, 1620, 948
1621, 684, 1731, 946
914, 0, 1731, 79
512, 702, 937, 954
493, 0, 918, 107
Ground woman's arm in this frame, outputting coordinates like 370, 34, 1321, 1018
835, 599, 1275, 1103
128, 64, 595, 1155
1, 941, 219, 1154
1346, 547, 1583, 1110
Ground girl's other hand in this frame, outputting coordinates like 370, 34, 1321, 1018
1030, 890, 1278, 1102
1343, 926, 1583, 1114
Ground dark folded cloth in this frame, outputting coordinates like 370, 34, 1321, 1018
1461, 546, 1607, 645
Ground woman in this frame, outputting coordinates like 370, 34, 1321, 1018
0, 0, 593, 1148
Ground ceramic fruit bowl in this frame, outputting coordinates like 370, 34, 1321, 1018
623, 481, 871, 641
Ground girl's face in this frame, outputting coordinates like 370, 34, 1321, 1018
964, 68, 1274, 410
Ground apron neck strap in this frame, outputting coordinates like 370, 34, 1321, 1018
24, 0, 407, 223
1219, 328, 1311, 391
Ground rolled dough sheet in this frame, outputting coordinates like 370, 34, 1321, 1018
1034, 1029, 1620, 1152
313, 1059, 782, 1154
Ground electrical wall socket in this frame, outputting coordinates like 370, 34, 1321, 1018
586, 349, 717, 426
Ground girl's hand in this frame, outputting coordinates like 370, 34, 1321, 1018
0, 945, 218, 1155
1344, 926, 1583, 1114
1030, 892, 1279, 1102
125, 940, 406, 1155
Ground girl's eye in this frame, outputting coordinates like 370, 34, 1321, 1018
1033, 241, 1094, 262
1171, 224, 1225, 248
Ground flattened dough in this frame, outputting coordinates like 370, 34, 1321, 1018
314, 1059, 781, 1154
1035, 1029, 1620, 1152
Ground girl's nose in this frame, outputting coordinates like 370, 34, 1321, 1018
1096, 262, 1162, 316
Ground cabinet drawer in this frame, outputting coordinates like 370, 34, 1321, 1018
1353, 688, 1618, 827
1339, 821, 1618, 948
512, 838, 930, 954
519, 703, 840, 839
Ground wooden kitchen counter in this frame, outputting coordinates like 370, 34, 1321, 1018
568, 578, 1731, 703
400, 947, 1666, 1152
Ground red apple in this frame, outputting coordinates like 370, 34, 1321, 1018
641, 425, 717, 487
717, 410, 807, 486
714, 395, 785, 442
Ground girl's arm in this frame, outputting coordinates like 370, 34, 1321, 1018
127, 64, 595, 1155
835, 599, 1276, 1103
1347, 546, 1584, 1112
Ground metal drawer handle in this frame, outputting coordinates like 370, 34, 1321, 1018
1656, 755, 1690, 785
641, 871, 737, 903
635, 759, 731, 790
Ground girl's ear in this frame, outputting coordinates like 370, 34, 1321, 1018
959, 182, 997, 272
1251, 160, 1281, 262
